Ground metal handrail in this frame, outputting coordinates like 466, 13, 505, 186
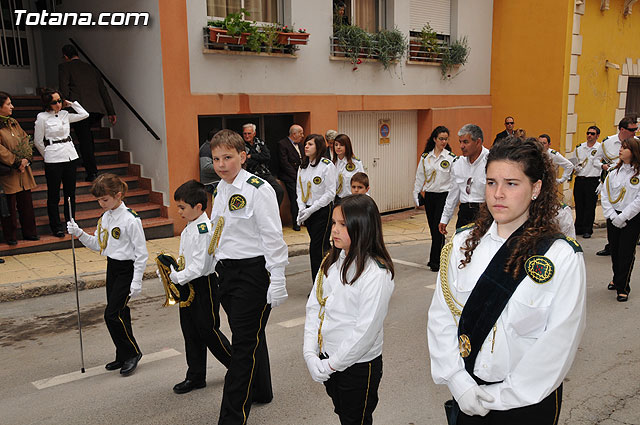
68, 38, 160, 141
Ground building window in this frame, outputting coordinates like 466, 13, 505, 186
0, 0, 29, 68
207, 0, 280, 24
626, 77, 640, 117
335, 0, 386, 33
409, 0, 451, 35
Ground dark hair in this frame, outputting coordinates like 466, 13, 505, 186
320, 195, 394, 284
538, 133, 551, 144
333, 134, 355, 167
618, 115, 638, 130
588, 125, 600, 135
424, 125, 452, 154
40, 88, 64, 112
174, 179, 207, 210
301, 134, 326, 168
459, 136, 560, 278
210, 129, 245, 153
612, 137, 640, 177
206, 128, 221, 143
0, 91, 10, 109
351, 172, 369, 188
62, 44, 78, 58
91, 173, 128, 199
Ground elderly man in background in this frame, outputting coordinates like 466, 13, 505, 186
243, 123, 284, 206
324, 129, 338, 161
278, 124, 304, 231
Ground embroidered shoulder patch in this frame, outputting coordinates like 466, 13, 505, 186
440, 160, 450, 169
525, 255, 554, 284
455, 222, 476, 234
373, 257, 387, 269
321, 157, 332, 165
127, 208, 139, 218
421, 152, 428, 158
345, 162, 356, 172
313, 176, 322, 185
197, 223, 208, 234
353, 156, 359, 161
213, 186, 218, 198
631, 176, 639, 185
111, 227, 121, 240
603, 136, 609, 141
550, 149, 558, 155
448, 152, 457, 158
556, 234, 583, 253
229, 194, 246, 211
247, 176, 264, 188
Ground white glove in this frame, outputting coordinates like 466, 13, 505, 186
414, 197, 420, 208
129, 280, 142, 298
169, 265, 183, 285
320, 358, 336, 376
66, 219, 83, 237
612, 215, 627, 228
267, 276, 288, 308
305, 357, 330, 383
457, 386, 494, 417
297, 208, 311, 226
555, 178, 563, 184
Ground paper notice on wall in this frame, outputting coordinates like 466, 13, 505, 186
379, 119, 390, 144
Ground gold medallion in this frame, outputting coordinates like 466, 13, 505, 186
459, 334, 471, 358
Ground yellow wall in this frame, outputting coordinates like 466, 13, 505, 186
491, 0, 574, 150
574, 1, 640, 141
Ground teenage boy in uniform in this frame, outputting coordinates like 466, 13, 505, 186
209, 129, 289, 425
170, 180, 232, 394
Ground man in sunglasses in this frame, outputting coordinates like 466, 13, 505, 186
493, 116, 515, 143
439, 124, 489, 235
594, 115, 639, 255
572, 126, 601, 239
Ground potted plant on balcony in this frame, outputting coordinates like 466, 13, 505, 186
333, 23, 373, 68
277, 26, 310, 45
419, 23, 441, 60
441, 36, 470, 78
373, 27, 407, 70
208, 9, 254, 45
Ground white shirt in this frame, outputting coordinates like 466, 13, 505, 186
303, 250, 394, 371
33, 101, 88, 163
173, 211, 215, 285
596, 133, 621, 168
556, 204, 576, 239
573, 141, 601, 178
440, 147, 489, 225
211, 169, 288, 281
335, 156, 364, 198
413, 149, 455, 203
547, 149, 574, 183
296, 158, 337, 212
78, 202, 149, 285
427, 222, 586, 410
600, 163, 640, 221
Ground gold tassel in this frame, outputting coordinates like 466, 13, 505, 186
97, 217, 108, 254
208, 216, 225, 255
299, 176, 311, 204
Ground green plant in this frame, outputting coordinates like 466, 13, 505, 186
222, 9, 253, 36
373, 27, 407, 70
440, 36, 469, 78
333, 23, 373, 67
419, 23, 440, 57
262, 24, 285, 52
246, 30, 265, 52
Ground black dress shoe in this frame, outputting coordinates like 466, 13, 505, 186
105, 360, 123, 371
53, 230, 65, 238
24, 235, 40, 241
0, 258, 5, 264
7, 240, 17, 246
582, 233, 591, 239
173, 379, 206, 394
120, 353, 142, 376
596, 248, 610, 256
617, 293, 629, 302
292, 224, 301, 231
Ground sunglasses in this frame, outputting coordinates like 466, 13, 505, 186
586, 132, 597, 136
505, 122, 514, 125
624, 126, 638, 132
465, 177, 473, 195
50, 99, 63, 105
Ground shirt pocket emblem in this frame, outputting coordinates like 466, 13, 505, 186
345, 163, 356, 172
630, 176, 639, 185
313, 176, 322, 185
440, 160, 450, 169
111, 227, 121, 240
229, 194, 247, 211
524, 255, 554, 284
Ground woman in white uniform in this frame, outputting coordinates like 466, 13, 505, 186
333, 134, 364, 200
427, 136, 586, 424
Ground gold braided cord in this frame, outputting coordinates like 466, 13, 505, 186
606, 175, 626, 205
315, 254, 330, 352
337, 174, 343, 194
602, 141, 617, 161
208, 216, 225, 255
97, 217, 108, 254
299, 175, 311, 203
179, 283, 195, 308
178, 255, 185, 271
421, 157, 437, 186
438, 240, 464, 325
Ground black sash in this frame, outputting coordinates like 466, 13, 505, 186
457, 225, 558, 383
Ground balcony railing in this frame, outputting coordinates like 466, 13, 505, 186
329, 36, 380, 61
407, 34, 449, 64
202, 28, 298, 56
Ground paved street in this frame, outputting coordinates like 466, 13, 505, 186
1, 230, 639, 425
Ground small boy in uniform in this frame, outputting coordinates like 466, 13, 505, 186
170, 180, 232, 394
209, 129, 289, 424
350, 171, 370, 195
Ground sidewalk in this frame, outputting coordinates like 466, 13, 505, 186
0, 206, 606, 302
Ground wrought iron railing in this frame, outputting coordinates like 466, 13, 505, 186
202, 28, 298, 55
0, 0, 28, 68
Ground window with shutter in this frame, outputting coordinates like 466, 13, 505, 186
409, 0, 451, 35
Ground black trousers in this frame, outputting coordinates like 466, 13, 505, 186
44, 160, 77, 232
323, 355, 383, 425
456, 203, 481, 229
457, 385, 562, 425
105, 258, 141, 362
282, 179, 299, 226
71, 112, 102, 176
260, 173, 284, 207
607, 213, 640, 295
0, 189, 37, 241
306, 204, 332, 283
424, 191, 448, 268
573, 176, 599, 235
216, 256, 272, 425
179, 274, 232, 382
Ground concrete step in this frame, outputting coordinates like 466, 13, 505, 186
29, 151, 120, 171
32, 187, 150, 216
31, 162, 130, 185
30, 175, 140, 201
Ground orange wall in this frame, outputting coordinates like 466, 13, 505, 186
159, 0, 491, 229
491, 0, 574, 150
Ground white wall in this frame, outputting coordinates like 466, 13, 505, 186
187, 0, 493, 96
37, 0, 170, 204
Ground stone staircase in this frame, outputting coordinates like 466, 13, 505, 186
0, 96, 173, 255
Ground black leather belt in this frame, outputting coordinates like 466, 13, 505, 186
461, 202, 481, 208
216, 256, 265, 269
43, 136, 72, 147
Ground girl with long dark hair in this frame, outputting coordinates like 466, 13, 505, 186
428, 137, 586, 424
413, 125, 455, 271
303, 194, 395, 425
333, 134, 364, 199
297, 134, 337, 282
600, 136, 640, 302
